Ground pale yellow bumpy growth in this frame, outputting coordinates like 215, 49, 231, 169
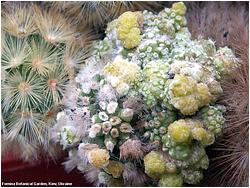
88, 148, 110, 168
104, 57, 140, 94
116, 11, 142, 49
168, 119, 215, 146
168, 75, 211, 115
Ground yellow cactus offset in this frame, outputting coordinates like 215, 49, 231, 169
117, 11, 139, 28
122, 28, 141, 49
159, 173, 183, 187
104, 56, 140, 94
88, 148, 110, 168
172, 2, 187, 16
104, 160, 124, 178
186, 119, 215, 145
168, 75, 212, 115
104, 57, 140, 83
168, 119, 215, 146
116, 11, 142, 49
196, 83, 212, 107
168, 119, 191, 143
192, 127, 215, 146
143, 151, 166, 179
191, 127, 208, 141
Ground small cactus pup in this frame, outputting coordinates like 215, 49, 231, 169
51, 1, 240, 187
1, 2, 93, 161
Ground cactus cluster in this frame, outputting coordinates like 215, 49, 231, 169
1, 2, 93, 160
51, 2, 239, 187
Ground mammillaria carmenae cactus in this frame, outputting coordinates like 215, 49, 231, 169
1, 2, 94, 160
51, 2, 240, 186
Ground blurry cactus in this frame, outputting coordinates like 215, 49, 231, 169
119, 139, 144, 160
158, 5, 187, 33
175, 143, 209, 168
168, 60, 209, 82
98, 171, 124, 187
168, 120, 192, 143
170, 30, 213, 61
167, 143, 192, 161
1, 2, 94, 160
33, 5, 76, 44
163, 119, 215, 161
172, 2, 187, 16
58, 125, 77, 149
2, 34, 30, 70
98, 171, 111, 185
144, 151, 183, 186
168, 119, 215, 145
162, 134, 192, 160
93, 37, 112, 58
142, 3, 187, 39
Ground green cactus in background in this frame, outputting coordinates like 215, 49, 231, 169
1, 2, 93, 160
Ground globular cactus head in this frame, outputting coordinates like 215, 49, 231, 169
1, 2, 95, 161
